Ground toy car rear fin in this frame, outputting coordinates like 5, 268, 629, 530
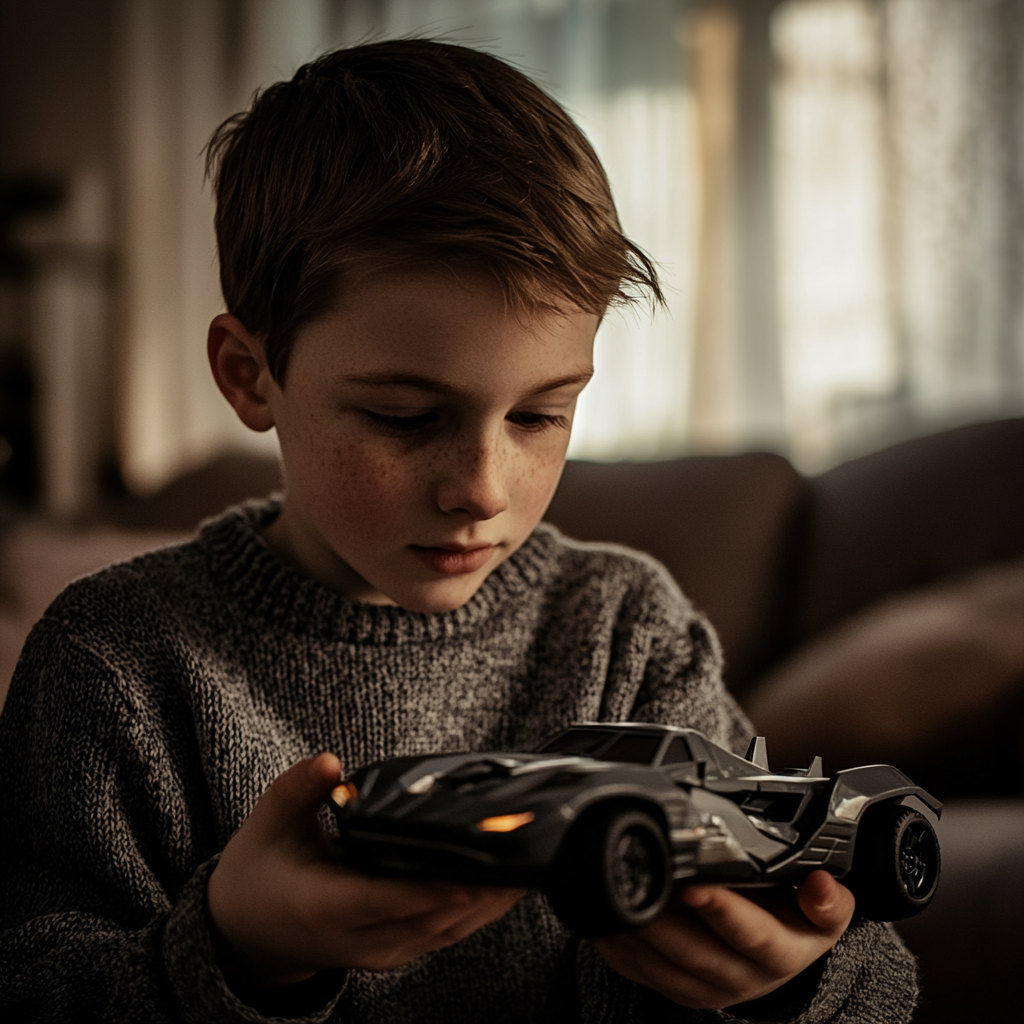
744, 736, 769, 771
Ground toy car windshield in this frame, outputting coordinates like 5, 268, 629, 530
538, 728, 675, 764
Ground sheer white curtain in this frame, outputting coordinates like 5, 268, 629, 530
117, 0, 329, 492
330, 0, 702, 460
773, 0, 1024, 469
886, 0, 1024, 428
116, 0, 703, 490
114, 0, 1024, 491
772, 0, 894, 469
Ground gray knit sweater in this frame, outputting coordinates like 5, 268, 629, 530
0, 501, 916, 1023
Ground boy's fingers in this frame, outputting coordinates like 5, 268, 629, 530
316, 874, 466, 926
316, 869, 519, 930
641, 906, 754, 984
679, 886, 809, 975
384, 887, 523, 944
437, 889, 524, 941
309, 751, 346, 787
796, 871, 855, 932
336, 887, 525, 968
645, 901, 797, 994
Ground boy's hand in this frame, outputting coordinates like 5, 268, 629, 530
594, 871, 854, 1009
207, 754, 524, 988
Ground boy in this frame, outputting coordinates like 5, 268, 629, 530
0, 40, 915, 1023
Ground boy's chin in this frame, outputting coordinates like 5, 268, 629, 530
387, 574, 491, 615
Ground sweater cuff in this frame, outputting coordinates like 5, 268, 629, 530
721, 952, 827, 1021
162, 856, 348, 1024
713, 919, 918, 1024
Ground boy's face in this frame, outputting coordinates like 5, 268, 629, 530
257, 269, 597, 613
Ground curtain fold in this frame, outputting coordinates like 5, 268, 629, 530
774, 0, 1024, 469
113, 0, 1024, 491
332, 0, 704, 461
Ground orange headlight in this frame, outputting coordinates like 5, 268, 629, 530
476, 811, 535, 833
330, 781, 360, 807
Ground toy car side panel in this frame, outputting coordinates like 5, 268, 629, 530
339, 815, 561, 887
558, 773, 693, 832
685, 788, 790, 877
764, 766, 941, 882
762, 817, 859, 880
829, 765, 942, 822
336, 764, 692, 888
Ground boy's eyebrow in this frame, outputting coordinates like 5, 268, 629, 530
341, 370, 595, 395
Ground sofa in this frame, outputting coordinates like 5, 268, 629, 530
2, 420, 1022, 1021
545, 419, 1024, 1023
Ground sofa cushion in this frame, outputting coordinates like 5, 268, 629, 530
0, 520, 186, 710
744, 558, 1024, 795
796, 418, 1024, 644
545, 453, 807, 692
108, 451, 283, 531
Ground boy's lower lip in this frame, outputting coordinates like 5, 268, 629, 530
410, 545, 496, 575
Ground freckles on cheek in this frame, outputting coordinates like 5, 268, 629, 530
305, 441, 409, 533
515, 449, 567, 520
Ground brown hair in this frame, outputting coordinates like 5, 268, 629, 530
206, 38, 662, 382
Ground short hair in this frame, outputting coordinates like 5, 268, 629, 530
206, 38, 662, 382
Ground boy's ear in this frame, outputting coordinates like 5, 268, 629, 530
208, 314, 278, 432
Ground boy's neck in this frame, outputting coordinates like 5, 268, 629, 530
262, 502, 398, 606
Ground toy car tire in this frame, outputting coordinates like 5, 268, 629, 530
845, 802, 940, 922
546, 804, 671, 937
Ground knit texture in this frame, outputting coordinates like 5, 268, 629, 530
0, 500, 917, 1022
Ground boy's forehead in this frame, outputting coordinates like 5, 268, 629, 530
283, 269, 597, 402
305, 267, 598, 362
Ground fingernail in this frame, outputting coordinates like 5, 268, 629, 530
682, 886, 712, 907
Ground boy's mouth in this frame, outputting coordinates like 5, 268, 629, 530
409, 543, 497, 576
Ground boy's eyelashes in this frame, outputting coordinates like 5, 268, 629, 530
360, 410, 570, 435
506, 411, 570, 432
363, 411, 439, 434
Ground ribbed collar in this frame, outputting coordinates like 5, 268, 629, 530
198, 498, 561, 645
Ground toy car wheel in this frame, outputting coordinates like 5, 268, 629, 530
547, 805, 671, 937
847, 803, 940, 921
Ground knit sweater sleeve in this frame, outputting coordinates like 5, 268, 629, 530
0, 614, 345, 1024
574, 557, 919, 1024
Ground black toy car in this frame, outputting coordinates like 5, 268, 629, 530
328, 723, 941, 936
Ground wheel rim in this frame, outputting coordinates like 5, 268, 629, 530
898, 820, 936, 899
612, 828, 658, 910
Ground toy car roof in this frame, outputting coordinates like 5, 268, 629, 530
540, 722, 822, 778
563, 721, 689, 732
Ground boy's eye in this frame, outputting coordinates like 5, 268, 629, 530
364, 411, 439, 433
507, 412, 568, 431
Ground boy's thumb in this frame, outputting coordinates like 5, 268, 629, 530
254, 753, 344, 834
797, 870, 856, 934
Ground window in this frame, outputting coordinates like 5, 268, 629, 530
598, 732, 665, 765
659, 736, 693, 765
538, 728, 614, 758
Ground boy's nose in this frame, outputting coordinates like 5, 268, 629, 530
435, 437, 510, 522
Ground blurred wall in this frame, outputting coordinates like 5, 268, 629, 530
3, 0, 1023, 513
0, 0, 120, 517
0, 0, 117, 177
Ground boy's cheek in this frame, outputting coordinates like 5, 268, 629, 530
518, 472, 563, 526
520, 445, 572, 518
283, 424, 568, 551
305, 452, 414, 538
